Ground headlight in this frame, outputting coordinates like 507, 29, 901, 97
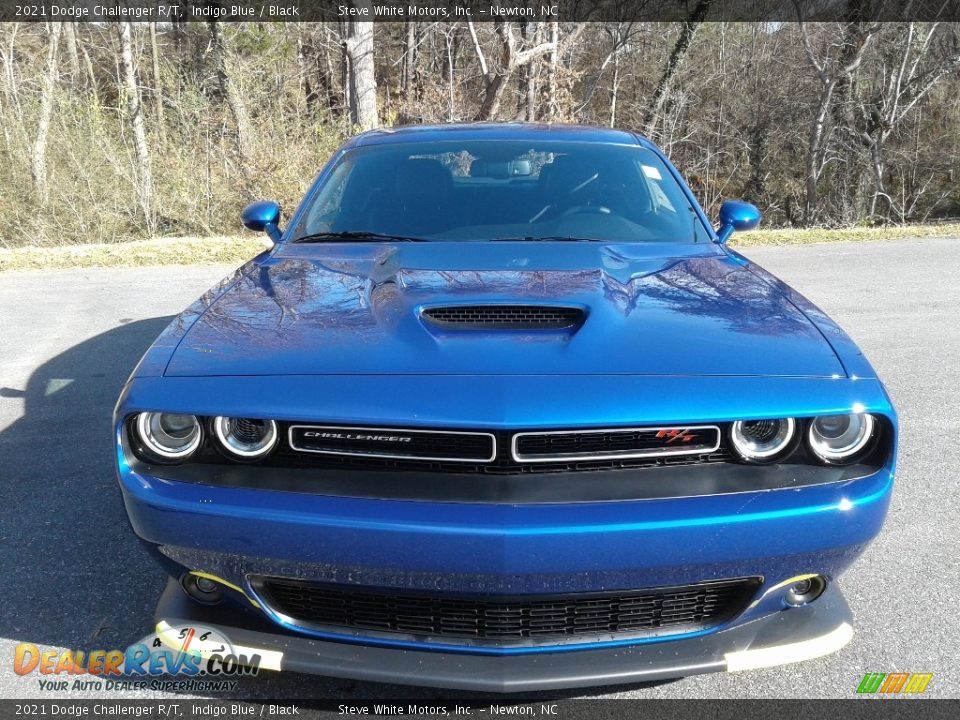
808, 413, 875, 464
134, 412, 202, 462
213, 417, 278, 460
729, 418, 796, 463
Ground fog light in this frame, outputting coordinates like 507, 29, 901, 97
195, 577, 218, 593
181, 574, 223, 605
784, 575, 827, 606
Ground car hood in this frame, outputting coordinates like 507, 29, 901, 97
163, 242, 845, 378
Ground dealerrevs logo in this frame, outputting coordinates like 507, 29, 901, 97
14, 624, 260, 691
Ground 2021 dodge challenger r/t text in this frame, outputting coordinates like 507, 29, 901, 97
115, 124, 896, 692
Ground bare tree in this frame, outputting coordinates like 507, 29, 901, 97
31, 22, 63, 203
0, 25, 21, 122
849, 23, 960, 220
301, 23, 344, 118
148, 22, 166, 145
344, 0, 378, 130
518, 21, 543, 121
798, 20, 876, 223
208, 21, 256, 165
62, 23, 80, 84
118, 21, 154, 229
577, 21, 640, 121
401, 20, 419, 121
546, 20, 559, 121
469, 20, 556, 121
642, 0, 712, 136
439, 23, 460, 122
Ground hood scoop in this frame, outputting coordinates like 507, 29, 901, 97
421, 304, 586, 331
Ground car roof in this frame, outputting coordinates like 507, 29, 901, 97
347, 123, 651, 149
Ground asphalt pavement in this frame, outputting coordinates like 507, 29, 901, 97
0, 237, 957, 700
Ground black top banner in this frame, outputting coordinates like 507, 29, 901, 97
3, 0, 960, 23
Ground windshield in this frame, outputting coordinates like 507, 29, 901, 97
292, 140, 708, 243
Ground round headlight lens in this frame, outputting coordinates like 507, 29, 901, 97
135, 412, 202, 462
213, 417, 278, 459
808, 413, 875, 463
730, 418, 796, 462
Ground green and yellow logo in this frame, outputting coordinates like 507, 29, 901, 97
857, 672, 933, 695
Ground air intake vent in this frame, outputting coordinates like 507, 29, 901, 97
422, 305, 585, 330
255, 577, 761, 647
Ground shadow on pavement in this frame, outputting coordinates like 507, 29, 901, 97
0, 318, 173, 652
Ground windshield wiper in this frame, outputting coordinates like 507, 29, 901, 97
491, 236, 601, 242
293, 231, 429, 243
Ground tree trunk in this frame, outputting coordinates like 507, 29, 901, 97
803, 79, 836, 224
80, 40, 99, 105
0, 25, 21, 121
546, 21, 558, 120
642, 0, 711, 137
403, 20, 417, 121
31, 23, 62, 204
609, 51, 620, 128
868, 140, 887, 219
472, 20, 555, 121
340, 21, 351, 119
799, 19, 875, 225
321, 28, 339, 116
297, 30, 315, 112
208, 21, 256, 165
149, 22, 166, 144
478, 72, 509, 120
344, 1, 378, 130
63, 23, 80, 84
445, 29, 456, 122
520, 21, 541, 122
118, 22, 154, 230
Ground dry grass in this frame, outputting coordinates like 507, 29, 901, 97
732, 222, 960, 246
2, 223, 959, 272
0, 236, 268, 272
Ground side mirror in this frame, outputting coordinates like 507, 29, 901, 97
241, 200, 282, 243
716, 200, 761, 244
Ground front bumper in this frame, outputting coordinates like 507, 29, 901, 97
121, 457, 891, 663
117, 371, 896, 688
155, 576, 853, 692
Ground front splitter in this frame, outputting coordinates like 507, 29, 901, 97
153, 577, 853, 693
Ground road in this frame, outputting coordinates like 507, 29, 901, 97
0, 237, 957, 700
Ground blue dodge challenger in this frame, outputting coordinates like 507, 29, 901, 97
115, 124, 896, 691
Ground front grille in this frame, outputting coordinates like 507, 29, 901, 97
278, 424, 731, 474
288, 425, 495, 463
514, 426, 721, 462
422, 305, 585, 330
257, 577, 760, 646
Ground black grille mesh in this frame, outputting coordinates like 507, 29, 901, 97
422, 305, 584, 330
289, 427, 494, 461
258, 578, 759, 646
515, 428, 720, 459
